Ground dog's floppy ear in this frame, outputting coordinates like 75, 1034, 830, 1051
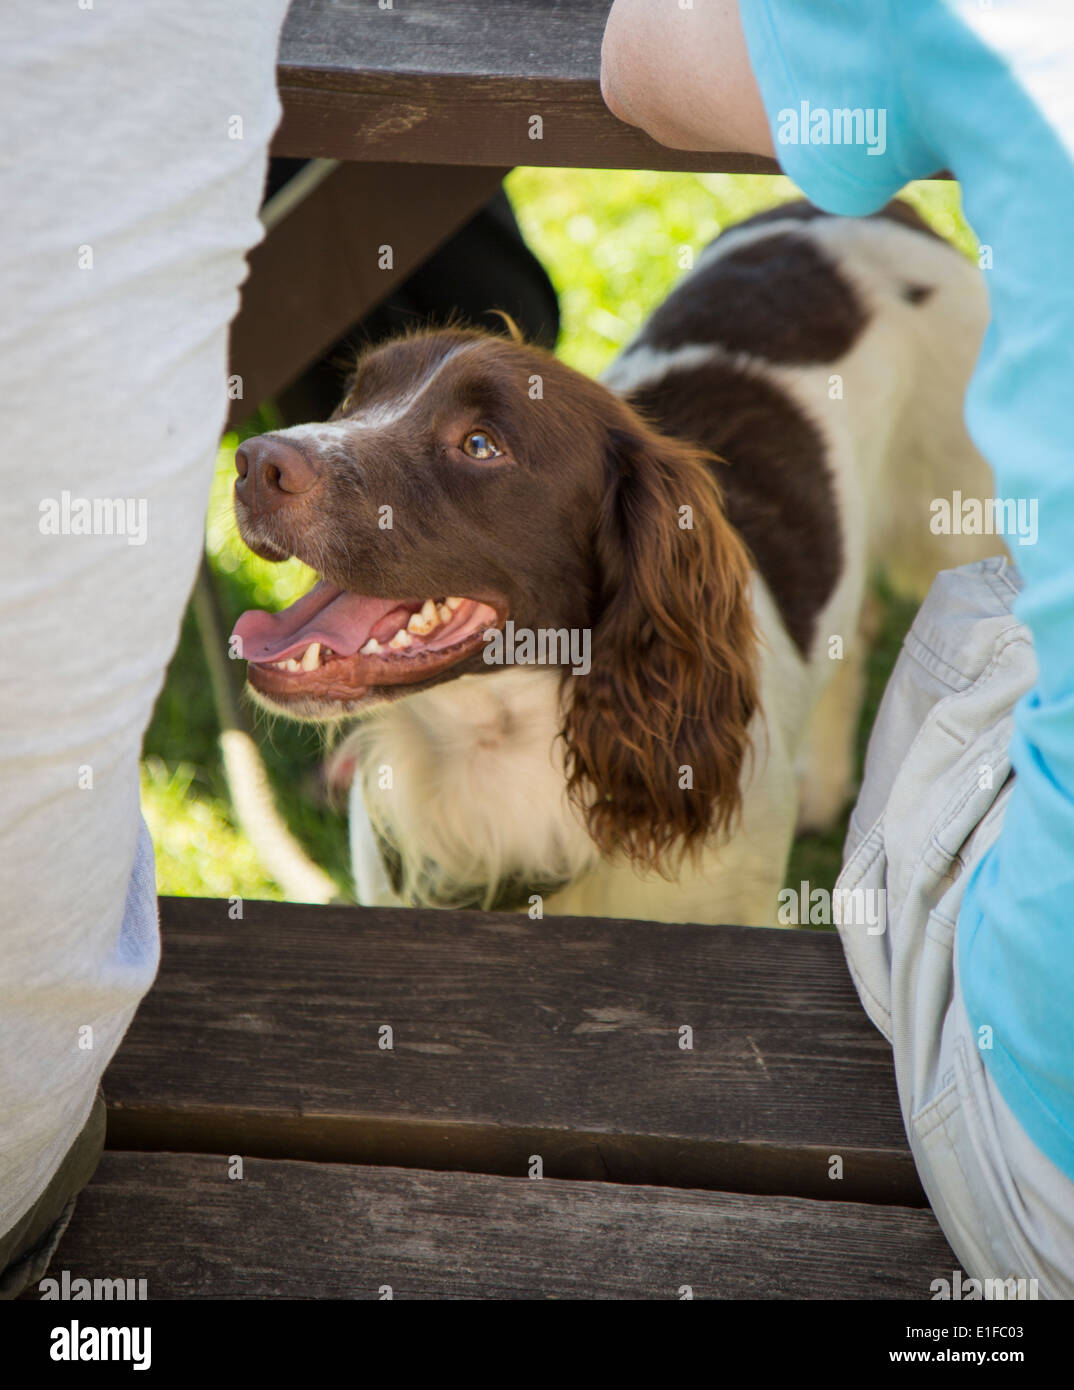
560, 419, 759, 873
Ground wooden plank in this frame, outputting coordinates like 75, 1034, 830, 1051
46, 1153, 954, 1300
104, 898, 921, 1206
226, 160, 507, 429
273, 0, 783, 172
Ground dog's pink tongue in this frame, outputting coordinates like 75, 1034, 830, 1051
232, 582, 400, 663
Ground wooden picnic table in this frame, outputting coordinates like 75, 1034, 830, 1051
46, 0, 957, 1298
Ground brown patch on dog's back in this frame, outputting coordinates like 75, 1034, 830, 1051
634, 228, 868, 364
625, 363, 841, 656
744, 197, 944, 306
631, 198, 946, 366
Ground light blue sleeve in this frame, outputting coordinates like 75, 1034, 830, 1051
742, 0, 1074, 1179
739, 0, 939, 214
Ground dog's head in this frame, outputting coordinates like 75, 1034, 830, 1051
232, 327, 759, 869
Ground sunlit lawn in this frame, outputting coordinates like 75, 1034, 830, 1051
142, 169, 974, 911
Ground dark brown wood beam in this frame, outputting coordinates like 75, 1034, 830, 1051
273, 72, 782, 174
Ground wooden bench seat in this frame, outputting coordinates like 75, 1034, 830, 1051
102, 898, 921, 1207
52, 1153, 951, 1300
40, 898, 955, 1298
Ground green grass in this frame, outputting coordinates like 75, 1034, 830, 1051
784, 583, 919, 924
143, 169, 974, 908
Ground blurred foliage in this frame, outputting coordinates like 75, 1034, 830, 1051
144, 404, 352, 903
143, 169, 973, 912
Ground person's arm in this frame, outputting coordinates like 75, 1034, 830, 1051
600, 0, 774, 156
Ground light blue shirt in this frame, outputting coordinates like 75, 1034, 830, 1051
741, 0, 1074, 1180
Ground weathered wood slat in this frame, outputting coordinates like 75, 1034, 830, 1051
103, 898, 919, 1205
274, 0, 783, 172
47, 1153, 952, 1300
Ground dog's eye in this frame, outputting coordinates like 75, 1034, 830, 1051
460, 430, 502, 460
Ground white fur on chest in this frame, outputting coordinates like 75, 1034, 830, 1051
348, 667, 598, 910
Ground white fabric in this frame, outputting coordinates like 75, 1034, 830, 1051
0, 0, 289, 1236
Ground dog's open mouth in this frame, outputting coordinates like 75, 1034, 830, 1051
231, 581, 504, 705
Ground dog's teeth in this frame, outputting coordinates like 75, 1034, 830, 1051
300, 642, 321, 672
445, 596, 464, 611
437, 603, 453, 624
407, 598, 441, 636
360, 638, 382, 655
285, 658, 301, 672
388, 628, 413, 649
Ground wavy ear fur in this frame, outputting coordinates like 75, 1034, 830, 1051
561, 419, 759, 873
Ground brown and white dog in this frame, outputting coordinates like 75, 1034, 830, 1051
232, 200, 994, 925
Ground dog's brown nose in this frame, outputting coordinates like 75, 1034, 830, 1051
235, 435, 319, 512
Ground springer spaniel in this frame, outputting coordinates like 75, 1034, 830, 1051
231, 200, 995, 925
